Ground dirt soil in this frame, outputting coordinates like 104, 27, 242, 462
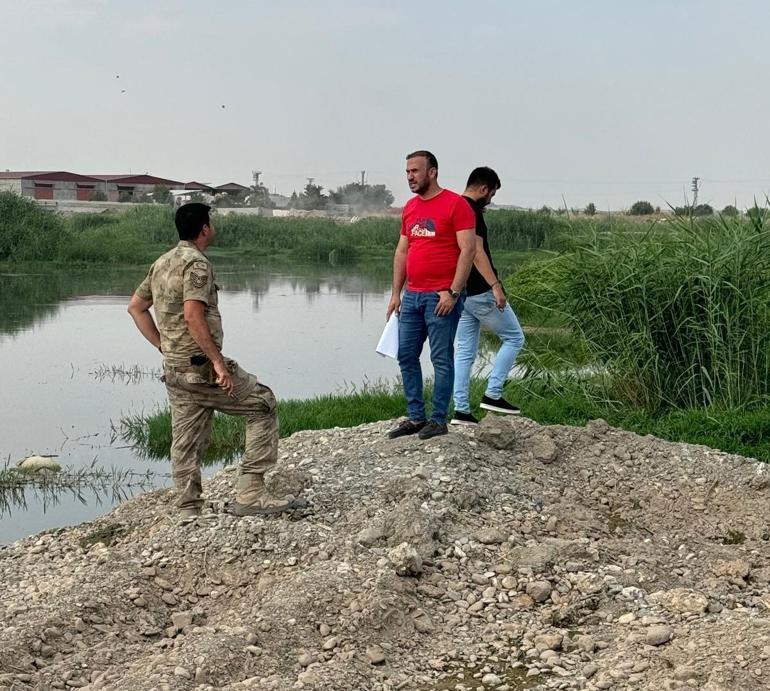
2, 415, 770, 691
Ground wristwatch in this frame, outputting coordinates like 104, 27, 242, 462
447, 289, 460, 300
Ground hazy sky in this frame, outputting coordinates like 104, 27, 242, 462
2, 0, 769, 209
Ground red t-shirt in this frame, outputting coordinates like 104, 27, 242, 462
400, 189, 475, 291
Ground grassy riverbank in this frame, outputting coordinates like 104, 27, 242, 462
120, 205, 770, 465
120, 376, 770, 464
9, 190, 770, 464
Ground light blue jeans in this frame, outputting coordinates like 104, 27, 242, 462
453, 290, 525, 413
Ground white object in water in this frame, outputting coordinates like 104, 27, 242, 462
17, 455, 61, 473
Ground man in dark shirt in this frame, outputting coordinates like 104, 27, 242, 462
451, 167, 525, 424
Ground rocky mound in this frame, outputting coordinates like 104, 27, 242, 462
2, 415, 770, 691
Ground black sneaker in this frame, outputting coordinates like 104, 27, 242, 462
387, 419, 427, 439
418, 420, 448, 439
480, 395, 521, 415
450, 411, 479, 426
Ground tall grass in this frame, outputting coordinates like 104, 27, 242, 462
211, 215, 400, 262
0, 192, 632, 266
486, 209, 647, 252
0, 194, 403, 265
486, 209, 571, 250
509, 211, 770, 410
0, 192, 64, 260
120, 382, 410, 463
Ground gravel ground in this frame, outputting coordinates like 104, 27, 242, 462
2, 414, 770, 690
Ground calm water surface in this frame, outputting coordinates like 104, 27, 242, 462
0, 262, 427, 544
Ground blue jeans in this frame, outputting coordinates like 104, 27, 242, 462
453, 290, 525, 413
398, 290, 464, 425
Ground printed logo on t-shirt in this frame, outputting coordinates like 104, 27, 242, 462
409, 217, 436, 237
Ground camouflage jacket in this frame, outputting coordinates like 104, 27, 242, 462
135, 241, 223, 367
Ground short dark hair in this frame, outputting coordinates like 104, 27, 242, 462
406, 150, 438, 170
175, 203, 211, 240
466, 166, 501, 190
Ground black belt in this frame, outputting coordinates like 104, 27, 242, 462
190, 355, 209, 365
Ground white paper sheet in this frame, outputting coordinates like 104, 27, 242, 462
376, 313, 399, 358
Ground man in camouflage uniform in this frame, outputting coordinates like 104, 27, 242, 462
127, 202, 295, 518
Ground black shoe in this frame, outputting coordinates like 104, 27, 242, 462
418, 420, 448, 439
387, 419, 426, 439
480, 395, 521, 415
450, 411, 479, 426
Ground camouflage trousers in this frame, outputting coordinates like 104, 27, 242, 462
163, 358, 278, 511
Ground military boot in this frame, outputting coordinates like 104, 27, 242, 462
231, 473, 296, 516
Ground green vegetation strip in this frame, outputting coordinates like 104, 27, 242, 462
1, 191, 652, 266
120, 377, 770, 464
120, 383, 411, 464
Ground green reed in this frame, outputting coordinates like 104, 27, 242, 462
508, 211, 770, 411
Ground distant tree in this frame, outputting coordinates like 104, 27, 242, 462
721, 204, 739, 217
692, 204, 713, 217
629, 200, 654, 216
88, 189, 107, 202
213, 193, 243, 208
152, 185, 172, 205
246, 183, 275, 209
538, 205, 551, 215
654, 206, 661, 214
585, 202, 596, 216
298, 183, 328, 210
328, 182, 394, 212
288, 191, 299, 209
674, 203, 714, 217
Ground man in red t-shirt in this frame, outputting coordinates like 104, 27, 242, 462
386, 150, 476, 439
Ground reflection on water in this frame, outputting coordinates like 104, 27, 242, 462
0, 261, 401, 544
0, 262, 392, 337
0, 468, 161, 520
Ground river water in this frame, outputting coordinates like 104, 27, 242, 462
0, 262, 423, 544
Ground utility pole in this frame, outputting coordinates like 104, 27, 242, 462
252, 170, 262, 188
691, 177, 700, 207
360, 170, 366, 187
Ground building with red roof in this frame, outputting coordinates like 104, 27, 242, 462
0, 171, 103, 200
